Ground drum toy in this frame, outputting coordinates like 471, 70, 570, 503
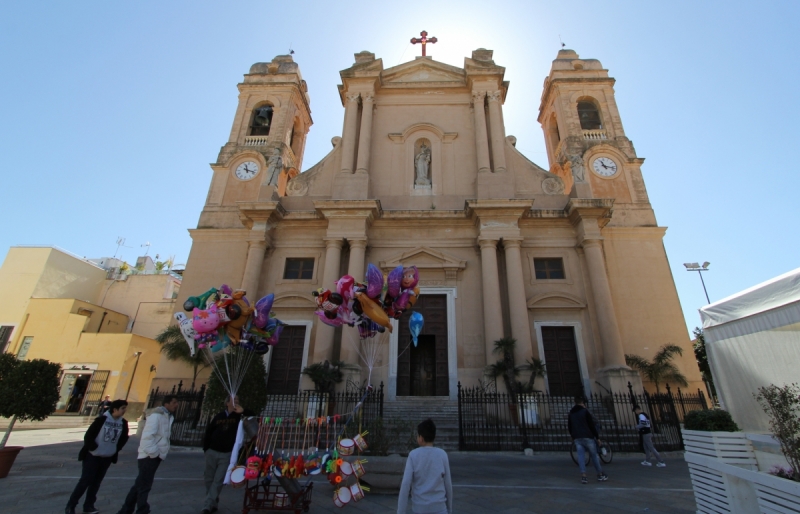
230, 466, 247, 488
351, 459, 366, 478
327, 470, 343, 486
349, 482, 365, 502
339, 460, 353, 476
338, 438, 355, 456
274, 492, 289, 507
333, 486, 352, 508
353, 433, 368, 452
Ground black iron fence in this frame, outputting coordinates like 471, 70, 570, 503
457, 381, 708, 452
145, 382, 384, 448
146, 381, 208, 446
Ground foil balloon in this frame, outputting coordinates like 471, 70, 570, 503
174, 312, 197, 356
409, 311, 424, 347
183, 287, 218, 312
253, 294, 274, 329
357, 320, 379, 339
387, 266, 404, 298
365, 263, 384, 299
354, 292, 392, 332
266, 322, 285, 345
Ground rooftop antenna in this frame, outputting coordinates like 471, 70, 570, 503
113, 237, 131, 259
559, 35, 565, 49
141, 242, 151, 257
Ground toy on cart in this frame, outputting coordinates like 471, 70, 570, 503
242, 479, 313, 514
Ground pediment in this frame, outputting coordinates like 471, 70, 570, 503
381, 59, 466, 88
526, 292, 586, 310
272, 292, 316, 309
379, 247, 466, 272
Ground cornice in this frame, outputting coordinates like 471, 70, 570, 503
313, 199, 382, 221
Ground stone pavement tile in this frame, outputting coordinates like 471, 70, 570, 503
0, 435, 697, 513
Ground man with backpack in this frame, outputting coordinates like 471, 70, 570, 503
567, 395, 608, 484
634, 405, 666, 467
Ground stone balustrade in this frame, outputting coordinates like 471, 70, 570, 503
244, 135, 269, 146
582, 129, 607, 140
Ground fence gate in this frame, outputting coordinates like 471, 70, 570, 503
80, 370, 110, 416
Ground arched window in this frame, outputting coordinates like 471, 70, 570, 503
577, 101, 602, 130
250, 105, 273, 136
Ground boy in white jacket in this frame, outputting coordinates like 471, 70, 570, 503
117, 395, 179, 514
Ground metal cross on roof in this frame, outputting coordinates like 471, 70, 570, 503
410, 30, 437, 57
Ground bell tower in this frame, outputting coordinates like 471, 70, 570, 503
201, 54, 312, 224
538, 49, 652, 223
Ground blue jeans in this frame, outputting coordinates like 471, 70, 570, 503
574, 438, 603, 475
67, 453, 113, 510
119, 457, 161, 514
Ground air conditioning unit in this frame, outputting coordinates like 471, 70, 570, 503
106, 268, 119, 280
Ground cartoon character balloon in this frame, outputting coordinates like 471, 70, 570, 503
409, 311, 424, 347
174, 312, 197, 356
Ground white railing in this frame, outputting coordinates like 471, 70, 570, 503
582, 129, 607, 140
244, 135, 269, 146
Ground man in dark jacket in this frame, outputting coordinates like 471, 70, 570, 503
200, 395, 254, 514
567, 395, 608, 484
66, 399, 130, 514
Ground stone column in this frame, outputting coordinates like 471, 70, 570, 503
312, 238, 344, 363
582, 239, 627, 368
241, 240, 268, 298
340, 93, 361, 173
503, 238, 534, 365
347, 238, 367, 283
472, 91, 491, 173
354, 93, 374, 174
486, 91, 507, 172
479, 238, 505, 365
340, 238, 368, 368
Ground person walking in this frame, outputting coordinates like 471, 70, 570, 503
634, 405, 666, 467
200, 395, 254, 514
116, 395, 179, 514
397, 418, 453, 514
98, 396, 113, 416
568, 395, 608, 484
65, 399, 130, 514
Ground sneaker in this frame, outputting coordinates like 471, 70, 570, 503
66, 507, 76, 514
581, 476, 588, 484
597, 473, 608, 481
641, 460, 653, 466
83, 509, 99, 514
656, 462, 667, 468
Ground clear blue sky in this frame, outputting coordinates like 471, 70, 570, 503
1, 1, 798, 337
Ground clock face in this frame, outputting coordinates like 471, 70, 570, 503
235, 161, 259, 180
592, 157, 618, 177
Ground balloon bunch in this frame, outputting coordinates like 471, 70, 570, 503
312, 264, 420, 332
173, 285, 285, 399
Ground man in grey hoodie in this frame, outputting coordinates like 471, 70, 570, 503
116, 395, 178, 514
66, 399, 130, 514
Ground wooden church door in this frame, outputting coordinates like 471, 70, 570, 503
397, 295, 449, 397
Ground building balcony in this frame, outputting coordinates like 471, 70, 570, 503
244, 135, 270, 146
582, 129, 607, 140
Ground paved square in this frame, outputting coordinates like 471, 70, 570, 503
0, 430, 696, 513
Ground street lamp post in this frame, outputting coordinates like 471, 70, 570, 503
683, 262, 711, 304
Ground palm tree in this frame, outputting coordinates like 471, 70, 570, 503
485, 337, 520, 395
519, 358, 547, 393
155, 325, 209, 388
625, 344, 689, 394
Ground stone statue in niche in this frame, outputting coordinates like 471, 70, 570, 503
414, 142, 431, 186
567, 153, 586, 182
265, 148, 284, 186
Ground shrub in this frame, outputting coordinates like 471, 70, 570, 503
683, 409, 739, 432
0, 354, 61, 448
756, 384, 800, 482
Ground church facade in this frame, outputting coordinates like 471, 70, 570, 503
176, 48, 703, 400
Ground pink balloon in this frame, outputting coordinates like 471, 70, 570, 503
315, 310, 343, 327
336, 275, 356, 302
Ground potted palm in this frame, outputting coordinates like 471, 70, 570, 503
302, 360, 348, 417
0, 354, 61, 478
485, 337, 523, 424
518, 358, 546, 426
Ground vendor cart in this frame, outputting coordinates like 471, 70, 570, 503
241, 477, 313, 514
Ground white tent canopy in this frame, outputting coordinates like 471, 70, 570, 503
699, 267, 800, 432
